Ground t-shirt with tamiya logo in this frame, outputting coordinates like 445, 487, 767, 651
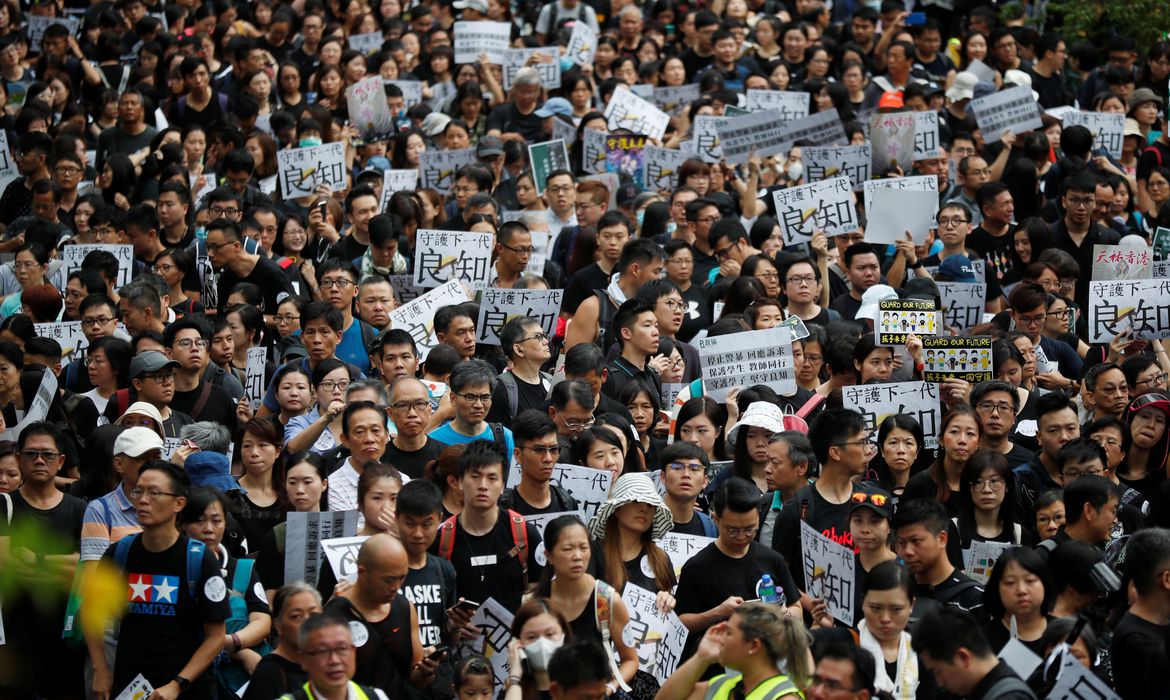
102, 534, 231, 700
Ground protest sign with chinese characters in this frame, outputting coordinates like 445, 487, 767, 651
566, 23, 597, 66
278, 141, 346, 199
387, 79, 424, 109
1062, 111, 1124, 159
659, 533, 715, 577
802, 145, 872, 190
346, 77, 395, 140
476, 288, 563, 345
717, 109, 799, 163
1088, 279, 1170, 342
245, 347, 267, 410
697, 326, 796, 401
643, 145, 687, 192
938, 282, 988, 332
692, 115, 732, 163
581, 128, 608, 174
506, 463, 612, 521
744, 89, 810, 120
914, 111, 940, 161
606, 134, 647, 189
419, 147, 477, 195
776, 109, 848, 149
1091, 244, 1152, 281
651, 85, 700, 116
414, 230, 494, 291
1046, 645, 1120, 700
528, 139, 570, 194
800, 521, 856, 625
843, 382, 942, 449
552, 118, 576, 146
348, 31, 381, 56
26, 16, 80, 52
869, 112, 917, 174
972, 86, 1042, 142
1154, 227, 1170, 261
862, 175, 939, 213
865, 186, 938, 245
321, 536, 371, 583
388, 275, 424, 305
922, 336, 993, 382
0, 131, 15, 179
284, 511, 358, 586
525, 229, 549, 275
604, 87, 670, 140
63, 244, 134, 287
503, 48, 561, 89
771, 176, 858, 245
876, 299, 939, 346
378, 170, 419, 213
454, 21, 511, 64
621, 584, 689, 683
389, 280, 472, 360
466, 598, 515, 689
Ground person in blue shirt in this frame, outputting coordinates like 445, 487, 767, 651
428, 359, 515, 469
314, 258, 378, 374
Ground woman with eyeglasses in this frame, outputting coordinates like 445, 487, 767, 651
243, 582, 322, 700
1119, 391, 1170, 496
953, 450, 1031, 556
1122, 354, 1170, 399
285, 358, 360, 455
978, 547, 1054, 656
1042, 294, 1088, 357
778, 255, 837, 327
155, 247, 204, 317
81, 336, 132, 417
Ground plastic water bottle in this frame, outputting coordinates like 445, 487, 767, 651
758, 574, 780, 604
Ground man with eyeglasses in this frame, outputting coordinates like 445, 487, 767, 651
207, 218, 295, 317
163, 316, 239, 431
1059, 438, 1145, 541
488, 317, 553, 425
1082, 362, 1129, 423
547, 380, 597, 444
635, 279, 702, 382
88, 460, 229, 700
808, 642, 877, 700
916, 202, 1006, 312
683, 197, 722, 285
1051, 172, 1121, 311
279, 613, 391, 700
542, 169, 578, 242
104, 350, 196, 436
657, 442, 718, 536
491, 221, 536, 289
118, 281, 168, 336
707, 219, 761, 282
945, 155, 992, 226
676, 477, 802, 662
0, 422, 87, 697
500, 410, 578, 515
429, 360, 516, 466
1006, 283, 1082, 387
317, 259, 377, 374
382, 378, 443, 479
971, 380, 1035, 469
0, 131, 52, 235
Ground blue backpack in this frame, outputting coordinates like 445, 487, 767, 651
216, 557, 273, 695
112, 535, 205, 602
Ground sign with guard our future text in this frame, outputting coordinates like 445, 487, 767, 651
413, 230, 494, 291
876, 298, 939, 346
921, 336, 993, 382
476, 288, 563, 346
697, 326, 796, 401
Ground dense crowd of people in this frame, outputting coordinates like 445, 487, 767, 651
2, 0, 1170, 699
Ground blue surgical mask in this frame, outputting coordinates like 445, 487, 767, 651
666, 221, 677, 235
195, 226, 207, 242
560, 57, 574, 72
299, 136, 323, 148
636, 209, 646, 227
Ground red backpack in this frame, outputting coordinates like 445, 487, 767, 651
437, 510, 530, 588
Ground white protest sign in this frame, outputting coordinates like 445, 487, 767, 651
869, 112, 917, 174
466, 598, 515, 689
800, 521, 856, 625
651, 85, 700, 116
346, 77, 394, 138
1091, 244, 1152, 281
283, 511, 359, 586
378, 170, 420, 213
0, 368, 53, 442
771, 176, 858, 245
1062, 111, 1124, 159
972, 86, 1042, 142
966, 540, 1014, 585
413, 230, 494, 291
938, 282, 988, 331
966, 59, 996, 83
348, 31, 382, 56
503, 48, 561, 89
388, 274, 424, 305
580, 128, 608, 174
454, 21, 511, 64
419, 147, 477, 195
862, 175, 939, 214
566, 22, 597, 66
244, 346, 267, 410
775, 109, 848, 148
692, 115, 731, 163
552, 118, 577, 146
605, 87, 670, 140
696, 326, 796, 401
62, 244, 133, 287
843, 382, 942, 449
875, 298, 939, 347
477, 288, 563, 345
716, 109, 794, 164
389, 280, 472, 360
621, 584, 689, 683
0, 131, 15, 178
802, 145, 872, 190
643, 145, 687, 192
865, 186, 937, 245
1047, 646, 1120, 700
659, 533, 715, 576
27, 16, 80, 52
914, 110, 940, 160
278, 141, 347, 199
525, 229, 549, 275
321, 535, 372, 583
387, 79, 424, 108
35, 321, 91, 359
1088, 279, 1170, 342
998, 636, 1042, 680
745, 90, 809, 120
113, 674, 153, 700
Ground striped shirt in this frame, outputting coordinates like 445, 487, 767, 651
80, 485, 141, 562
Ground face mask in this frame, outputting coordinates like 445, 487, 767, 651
195, 226, 207, 242
666, 221, 677, 235
299, 136, 323, 148
636, 209, 646, 227
560, 57, 574, 72
522, 636, 564, 671
787, 162, 803, 182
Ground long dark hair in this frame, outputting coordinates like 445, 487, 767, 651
956, 449, 1023, 546
864, 413, 926, 488
928, 404, 981, 502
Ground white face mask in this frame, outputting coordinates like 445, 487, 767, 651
787, 162, 804, 182
522, 636, 565, 671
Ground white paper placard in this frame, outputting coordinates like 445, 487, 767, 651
745, 90, 810, 120
692, 115, 732, 163
1091, 244, 1152, 281
348, 31, 382, 56
972, 86, 1042, 142
454, 21, 512, 64
467, 598, 516, 689
643, 145, 687, 192
346, 76, 394, 138
621, 583, 689, 683
865, 186, 938, 245
26, 16, 80, 52
413, 230, 494, 291
378, 169, 420, 213
659, 533, 715, 576
966, 58, 996, 83
771, 176, 858, 245
419, 147, 477, 195
244, 346, 267, 410
62, 244, 133, 288
113, 674, 153, 700
716, 109, 796, 163
388, 279, 472, 360
869, 112, 917, 174
283, 511, 359, 586
321, 535, 372, 583
565, 22, 597, 66
503, 48, 561, 89
862, 175, 938, 213
581, 128, 608, 174
800, 520, 856, 625
914, 110, 941, 160
387, 79, 424, 108
696, 326, 796, 401
277, 141, 347, 199
803, 144, 872, 190
651, 85, 700, 116
506, 462, 612, 521
1088, 279, 1170, 342
476, 288, 563, 345
966, 539, 1014, 585
843, 381, 942, 449
938, 281, 988, 331
0, 131, 16, 178
1062, 111, 1125, 159
605, 87, 670, 140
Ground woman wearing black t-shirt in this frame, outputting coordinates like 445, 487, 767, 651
244, 582, 322, 700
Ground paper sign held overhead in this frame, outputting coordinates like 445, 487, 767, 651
476, 288, 563, 346
565, 23, 597, 66
771, 176, 858, 245
803, 145, 872, 190
454, 21, 511, 64
604, 87, 670, 140
921, 336, 994, 382
800, 521, 856, 625
277, 141, 347, 199
697, 326, 796, 401
745, 90, 809, 120
869, 112, 917, 174
865, 187, 938, 245
972, 86, 1042, 142
843, 381, 942, 449
413, 230, 494, 291
875, 298, 939, 346
388, 279, 472, 360
419, 147, 477, 195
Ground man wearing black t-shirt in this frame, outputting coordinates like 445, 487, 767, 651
329, 186, 380, 263
207, 218, 295, 315
967, 182, 1016, 283
488, 318, 553, 425
660, 442, 717, 537
432, 441, 542, 613
680, 11, 719, 81
893, 498, 985, 613
384, 378, 445, 479
0, 423, 87, 697
773, 409, 871, 587
675, 477, 801, 668
165, 317, 239, 433
1111, 528, 1170, 700
91, 461, 230, 700
501, 411, 579, 515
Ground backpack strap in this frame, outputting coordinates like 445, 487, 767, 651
506, 509, 529, 586
191, 381, 213, 419
594, 289, 618, 351
933, 579, 981, 607
232, 557, 255, 593
983, 674, 1032, 698
113, 533, 136, 569
114, 388, 131, 418
501, 372, 519, 420
697, 511, 718, 538
437, 515, 459, 561
795, 392, 826, 419
489, 423, 508, 460
186, 538, 207, 601
593, 579, 631, 691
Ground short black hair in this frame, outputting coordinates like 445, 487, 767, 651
711, 476, 760, 516
1057, 438, 1107, 476
808, 408, 868, 464
549, 640, 612, 691
458, 440, 505, 479
911, 607, 993, 661
611, 298, 657, 347
512, 409, 558, 446
892, 497, 949, 535
396, 479, 444, 518
1063, 475, 1119, 525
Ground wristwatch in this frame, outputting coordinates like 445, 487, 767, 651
174, 675, 191, 692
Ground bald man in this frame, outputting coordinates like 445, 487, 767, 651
324, 534, 442, 696
385, 377, 446, 479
